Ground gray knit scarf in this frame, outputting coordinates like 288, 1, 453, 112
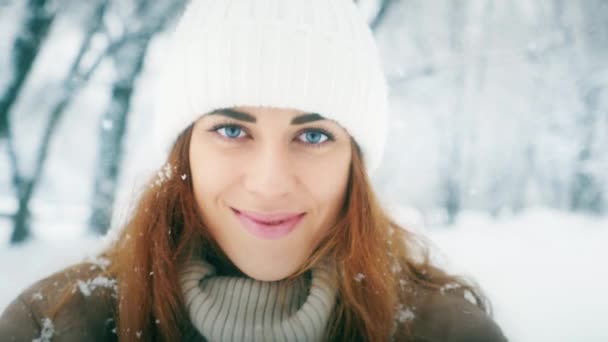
179, 258, 337, 342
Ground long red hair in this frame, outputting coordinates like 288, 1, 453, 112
100, 124, 489, 341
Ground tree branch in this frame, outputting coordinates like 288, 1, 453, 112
370, 0, 396, 31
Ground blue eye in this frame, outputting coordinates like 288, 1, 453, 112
217, 125, 245, 139
299, 130, 329, 144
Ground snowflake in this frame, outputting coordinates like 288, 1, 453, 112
87, 256, 111, 271
440, 282, 462, 294
102, 119, 113, 131
354, 273, 366, 282
397, 308, 415, 322
463, 290, 478, 305
151, 163, 176, 187
31, 291, 43, 301
32, 318, 54, 342
75, 276, 118, 297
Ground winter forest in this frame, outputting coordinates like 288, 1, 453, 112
1, 0, 607, 341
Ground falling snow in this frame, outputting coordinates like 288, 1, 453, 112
101, 119, 113, 131
354, 273, 366, 282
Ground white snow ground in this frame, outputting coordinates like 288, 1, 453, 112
1, 208, 607, 342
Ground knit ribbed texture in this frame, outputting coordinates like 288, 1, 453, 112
154, 0, 389, 173
179, 259, 337, 342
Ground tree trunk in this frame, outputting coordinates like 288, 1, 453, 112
2, 0, 55, 241
370, 0, 397, 31
88, 0, 187, 235
442, 0, 467, 224
0, 0, 55, 138
89, 40, 152, 235
571, 86, 603, 213
10, 183, 34, 243
9, 1, 109, 244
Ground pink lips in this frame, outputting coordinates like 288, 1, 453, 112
232, 208, 306, 240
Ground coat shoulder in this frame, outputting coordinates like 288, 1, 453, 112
0, 262, 118, 342
409, 286, 508, 342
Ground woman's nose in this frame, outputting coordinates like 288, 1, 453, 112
243, 145, 297, 200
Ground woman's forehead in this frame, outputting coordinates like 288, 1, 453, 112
233, 106, 306, 118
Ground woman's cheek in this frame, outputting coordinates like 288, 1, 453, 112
302, 157, 349, 199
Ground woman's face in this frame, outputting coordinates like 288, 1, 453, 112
189, 106, 352, 281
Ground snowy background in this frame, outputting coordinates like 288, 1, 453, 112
1, 1, 607, 341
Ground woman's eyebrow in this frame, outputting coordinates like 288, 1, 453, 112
208, 109, 325, 125
291, 113, 325, 125
209, 108, 257, 122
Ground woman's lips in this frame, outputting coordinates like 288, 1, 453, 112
231, 208, 306, 240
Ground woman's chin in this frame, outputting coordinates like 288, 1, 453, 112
234, 258, 302, 282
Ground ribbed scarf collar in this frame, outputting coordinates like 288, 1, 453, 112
179, 258, 337, 342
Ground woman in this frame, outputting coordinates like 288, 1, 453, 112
0, 0, 507, 341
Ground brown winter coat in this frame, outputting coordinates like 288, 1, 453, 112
0, 262, 508, 341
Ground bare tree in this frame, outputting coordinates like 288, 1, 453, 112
354, 0, 397, 31
0, 0, 55, 236
0, 0, 55, 140
571, 85, 605, 213
437, 0, 468, 224
569, 0, 608, 214
9, 1, 111, 243
369, 0, 397, 30
89, 0, 186, 235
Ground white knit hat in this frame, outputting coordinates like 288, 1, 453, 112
154, 0, 389, 173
